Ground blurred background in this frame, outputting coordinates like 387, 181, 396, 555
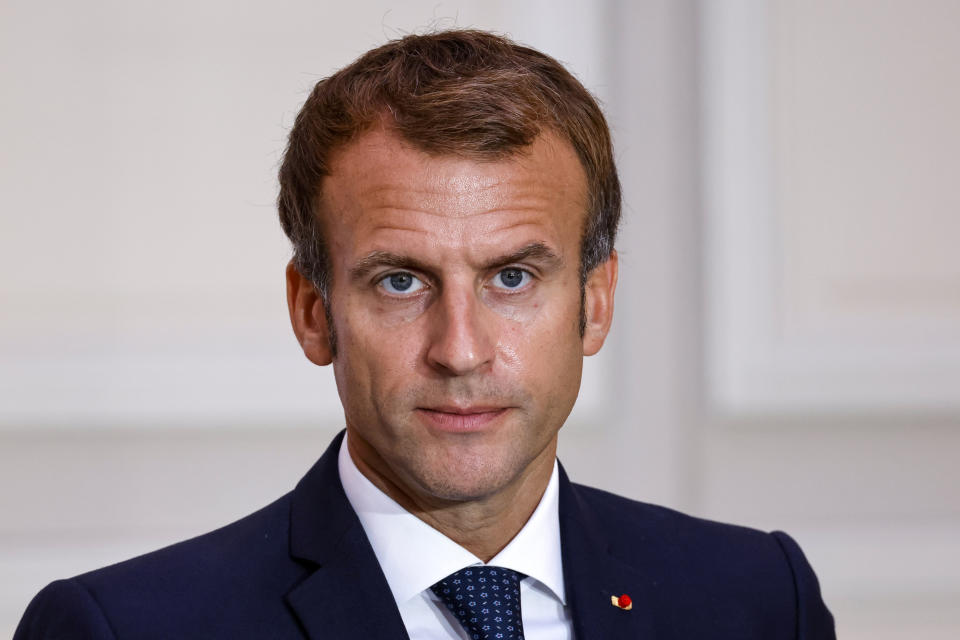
2, 0, 959, 637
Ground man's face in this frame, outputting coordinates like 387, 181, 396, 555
305, 127, 615, 505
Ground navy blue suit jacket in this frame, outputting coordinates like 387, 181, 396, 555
16, 431, 835, 639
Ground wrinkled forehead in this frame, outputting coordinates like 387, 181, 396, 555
320, 126, 588, 223
316, 128, 589, 271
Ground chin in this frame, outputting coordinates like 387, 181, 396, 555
422, 478, 510, 503
413, 451, 529, 502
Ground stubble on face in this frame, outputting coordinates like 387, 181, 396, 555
321, 127, 590, 546
369, 377, 540, 502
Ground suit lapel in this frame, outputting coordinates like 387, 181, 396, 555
285, 522, 408, 640
282, 436, 661, 639
559, 465, 657, 640
284, 431, 409, 640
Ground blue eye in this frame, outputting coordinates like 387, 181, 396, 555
492, 268, 531, 290
379, 272, 425, 295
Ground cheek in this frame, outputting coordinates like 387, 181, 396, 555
495, 294, 582, 375
339, 295, 421, 354
486, 278, 579, 327
337, 307, 422, 392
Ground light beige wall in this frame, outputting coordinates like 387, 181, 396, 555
0, 0, 617, 632
2, 1, 959, 638
698, 1, 960, 638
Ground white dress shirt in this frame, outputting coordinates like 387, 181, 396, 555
338, 434, 575, 639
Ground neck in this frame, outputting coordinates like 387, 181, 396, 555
346, 431, 556, 562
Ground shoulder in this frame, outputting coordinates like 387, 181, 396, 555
81, 492, 300, 593
568, 480, 814, 581
571, 480, 780, 551
568, 481, 790, 575
14, 578, 116, 640
566, 482, 836, 638
16, 494, 309, 639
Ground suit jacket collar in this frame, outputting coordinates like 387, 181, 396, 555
559, 464, 656, 639
285, 430, 409, 640
284, 431, 650, 640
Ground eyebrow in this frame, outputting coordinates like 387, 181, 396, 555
349, 252, 433, 281
348, 241, 564, 281
490, 242, 564, 272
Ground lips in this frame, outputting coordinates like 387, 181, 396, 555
416, 406, 510, 431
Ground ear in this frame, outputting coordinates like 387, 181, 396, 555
286, 261, 333, 366
582, 250, 618, 356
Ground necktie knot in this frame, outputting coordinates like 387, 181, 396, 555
430, 566, 525, 640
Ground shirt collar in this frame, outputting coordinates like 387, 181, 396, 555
338, 432, 566, 606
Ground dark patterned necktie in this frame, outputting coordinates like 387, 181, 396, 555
430, 566, 525, 640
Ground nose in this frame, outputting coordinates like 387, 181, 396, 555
426, 285, 496, 376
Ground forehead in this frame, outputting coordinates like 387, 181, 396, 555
319, 128, 589, 261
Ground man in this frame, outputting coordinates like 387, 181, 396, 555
16, 30, 835, 639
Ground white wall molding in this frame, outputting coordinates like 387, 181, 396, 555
702, 0, 960, 414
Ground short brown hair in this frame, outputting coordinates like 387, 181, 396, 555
278, 29, 620, 300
